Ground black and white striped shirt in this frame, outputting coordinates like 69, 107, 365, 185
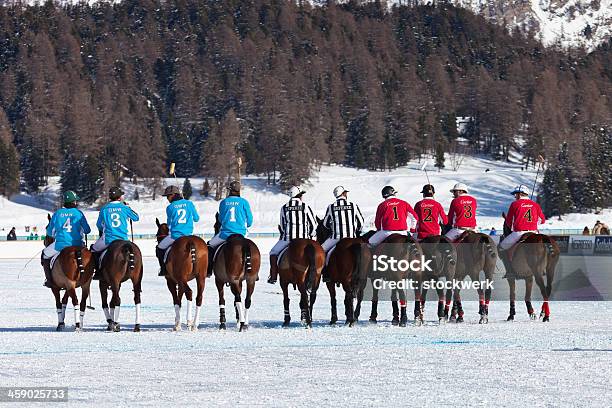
323, 198, 364, 239
279, 198, 317, 241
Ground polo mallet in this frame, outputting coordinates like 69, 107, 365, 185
130, 219, 134, 243
530, 155, 545, 200
421, 160, 431, 185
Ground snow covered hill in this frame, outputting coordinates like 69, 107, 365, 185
1, 155, 609, 238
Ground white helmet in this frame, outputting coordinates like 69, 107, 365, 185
450, 183, 469, 193
511, 185, 529, 196
288, 186, 304, 198
333, 185, 348, 198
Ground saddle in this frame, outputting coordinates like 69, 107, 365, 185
505, 232, 536, 262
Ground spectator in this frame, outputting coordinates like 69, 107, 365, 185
489, 227, 497, 236
29, 232, 34, 241
582, 226, 590, 235
7, 227, 17, 241
592, 221, 609, 235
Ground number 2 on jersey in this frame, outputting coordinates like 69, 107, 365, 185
177, 209, 187, 224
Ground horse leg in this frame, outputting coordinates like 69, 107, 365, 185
78, 281, 91, 331
52, 288, 65, 331
477, 287, 486, 324
525, 276, 536, 320
369, 280, 379, 323
99, 279, 113, 330
444, 288, 452, 320
534, 273, 550, 322
413, 286, 423, 326
507, 278, 516, 321
282, 282, 291, 327
398, 288, 408, 327
453, 289, 464, 323
69, 288, 79, 331
436, 285, 446, 324
243, 279, 255, 331
184, 281, 194, 330
110, 283, 122, 332
133, 274, 142, 332
327, 281, 338, 325
299, 287, 310, 328
191, 273, 205, 332
391, 289, 400, 326
231, 282, 247, 332
354, 288, 364, 322
215, 278, 226, 330
165, 279, 181, 331
176, 281, 186, 330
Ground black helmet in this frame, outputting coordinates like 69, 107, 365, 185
381, 186, 397, 199
109, 186, 124, 200
227, 180, 241, 194
421, 184, 435, 195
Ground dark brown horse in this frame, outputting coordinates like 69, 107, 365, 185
277, 238, 325, 328
451, 231, 498, 324
500, 231, 559, 322
43, 215, 95, 331
97, 240, 143, 332
316, 220, 371, 326
418, 235, 457, 323
366, 232, 423, 327
211, 216, 261, 331
155, 219, 208, 331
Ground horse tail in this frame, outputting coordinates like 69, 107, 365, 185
75, 248, 85, 275
305, 243, 317, 291
241, 237, 252, 278
440, 237, 456, 266
121, 242, 135, 272
480, 234, 496, 257
540, 235, 557, 257
188, 241, 197, 271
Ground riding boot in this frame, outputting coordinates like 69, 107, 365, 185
268, 255, 278, 284
92, 251, 101, 280
207, 245, 215, 277
156, 247, 167, 276
41, 255, 53, 288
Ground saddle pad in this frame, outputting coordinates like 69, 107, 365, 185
50, 253, 61, 270
212, 242, 227, 265
325, 246, 336, 267
277, 246, 289, 267
163, 246, 172, 263
99, 249, 108, 268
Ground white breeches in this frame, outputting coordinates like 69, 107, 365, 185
157, 236, 175, 250
368, 230, 407, 247
499, 231, 537, 250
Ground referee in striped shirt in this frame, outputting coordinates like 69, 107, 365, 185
267, 186, 317, 284
321, 186, 364, 281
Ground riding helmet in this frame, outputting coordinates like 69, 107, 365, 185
227, 180, 241, 193
421, 184, 435, 195
63, 190, 79, 203
381, 186, 397, 198
511, 185, 528, 196
333, 185, 348, 198
288, 186, 305, 198
450, 183, 469, 193
162, 185, 181, 197
109, 186, 124, 200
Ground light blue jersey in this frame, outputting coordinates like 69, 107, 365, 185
46, 208, 91, 251
218, 196, 253, 239
166, 199, 200, 239
96, 201, 139, 245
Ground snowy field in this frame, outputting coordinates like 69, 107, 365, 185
1, 250, 611, 407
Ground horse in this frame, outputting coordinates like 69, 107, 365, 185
450, 231, 498, 323
499, 228, 559, 322
277, 238, 325, 328
97, 240, 144, 332
43, 215, 95, 331
211, 215, 261, 331
315, 219, 371, 326
417, 235, 457, 323
364, 231, 424, 327
155, 219, 208, 331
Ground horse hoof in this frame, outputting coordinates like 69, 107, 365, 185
282, 321, 290, 328
542, 316, 550, 322
507, 315, 514, 321
329, 320, 337, 326
348, 321, 356, 327
368, 318, 377, 324
113, 323, 121, 332
134, 324, 141, 332
56, 323, 65, 332
414, 319, 421, 327
438, 317, 446, 325
239, 323, 248, 332
391, 318, 399, 326
219, 323, 226, 330
173, 324, 181, 331
456, 316, 464, 323
479, 316, 488, 324
190, 325, 198, 332
529, 313, 537, 320
400, 321, 407, 328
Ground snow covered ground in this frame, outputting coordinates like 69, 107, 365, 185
0, 256, 611, 407
2, 155, 608, 240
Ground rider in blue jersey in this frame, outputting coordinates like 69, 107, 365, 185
207, 181, 253, 275
156, 185, 200, 276
91, 187, 139, 275
42, 191, 91, 287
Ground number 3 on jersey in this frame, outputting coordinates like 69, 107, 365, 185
110, 213, 122, 228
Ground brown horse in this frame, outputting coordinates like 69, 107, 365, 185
366, 232, 423, 327
418, 235, 457, 323
277, 238, 325, 328
97, 240, 143, 332
211, 216, 261, 331
316, 220, 371, 326
450, 231, 498, 324
155, 219, 208, 331
43, 216, 95, 331
500, 231, 559, 322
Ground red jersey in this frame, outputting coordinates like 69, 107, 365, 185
505, 198, 545, 231
447, 195, 477, 229
414, 198, 448, 239
375, 198, 418, 232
